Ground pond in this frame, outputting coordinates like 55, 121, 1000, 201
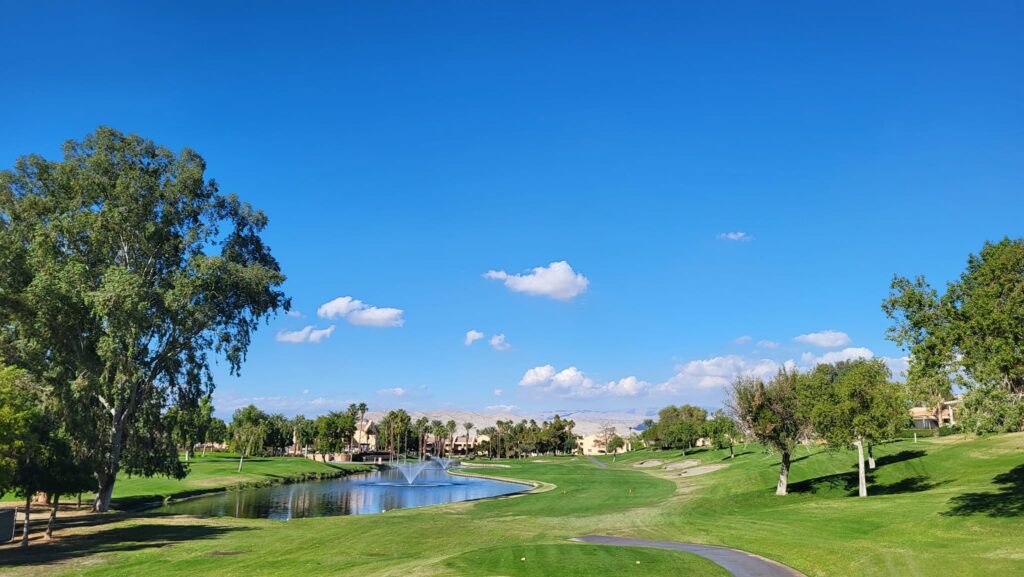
155, 466, 528, 520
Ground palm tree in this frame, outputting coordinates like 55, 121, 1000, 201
414, 417, 429, 458
445, 420, 457, 458
430, 420, 443, 456
463, 422, 474, 455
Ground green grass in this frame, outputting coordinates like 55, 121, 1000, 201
2, 435, 1022, 576
444, 543, 729, 577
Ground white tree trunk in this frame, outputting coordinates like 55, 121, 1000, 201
855, 437, 868, 497
776, 451, 791, 496
20, 495, 31, 547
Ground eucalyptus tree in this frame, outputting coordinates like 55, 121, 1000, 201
732, 368, 808, 496
0, 128, 288, 511
231, 405, 268, 470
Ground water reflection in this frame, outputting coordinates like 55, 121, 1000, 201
156, 468, 526, 520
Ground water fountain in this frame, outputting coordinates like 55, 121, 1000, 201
391, 457, 459, 485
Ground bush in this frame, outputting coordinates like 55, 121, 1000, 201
938, 425, 960, 437
897, 428, 937, 439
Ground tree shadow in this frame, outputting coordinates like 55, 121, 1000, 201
874, 450, 926, 467
944, 464, 1024, 518
789, 471, 859, 495
0, 522, 250, 568
871, 476, 943, 495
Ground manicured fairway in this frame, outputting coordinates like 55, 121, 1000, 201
1, 434, 1022, 577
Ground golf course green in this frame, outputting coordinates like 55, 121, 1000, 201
2, 433, 1021, 577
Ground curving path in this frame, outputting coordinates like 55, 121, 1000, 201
585, 455, 608, 468
573, 535, 807, 577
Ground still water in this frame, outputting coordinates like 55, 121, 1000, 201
156, 467, 527, 520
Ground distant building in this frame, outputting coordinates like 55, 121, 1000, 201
909, 399, 961, 429
354, 419, 379, 452
577, 433, 631, 456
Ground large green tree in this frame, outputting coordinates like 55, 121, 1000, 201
732, 368, 808, 496
0, 128, 288, 511
801, 359, 907, 497
884, 238, 1024, 396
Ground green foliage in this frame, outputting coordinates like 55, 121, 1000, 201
706, 411, 740, 453
732, 369, 806, 456
959, 385, 1024, 434
0, 127, 288, 510
0, 366, 36, 493
642, 405, 707, 450
606, 435, 625, 453
801, 359, 907, 449
885, 237, 1024, 393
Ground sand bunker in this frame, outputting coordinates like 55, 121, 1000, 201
677, 464, 728, 477
663, 459, 701, 470
633, 460, 664, 468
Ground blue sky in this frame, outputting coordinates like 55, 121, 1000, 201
2, 2, 1022, 418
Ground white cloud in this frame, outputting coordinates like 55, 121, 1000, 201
302, 389, 310, 395
734, 335, 753, 345
757, 340, 780, 349
717, 231, 753, 241
794, 330, 851, 348
657, 355, 792, 394
376, 387, 406, 397
517, 364, 650, 398
484, 261, 589, 301
275, 325, 336, 344
493, 388, 504, 396
486, 404, 517, 412
212, 390, 355, 417
800, 347, 874, 366
465, 330, 485, 346
317, 296, 404, 328
489, 333, 512, 351
883, 355, 910, 378
285, 309, 304, 317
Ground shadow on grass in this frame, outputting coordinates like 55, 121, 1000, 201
944, 464, 1024, 517
874, 450, 926, 467
0, 522, 250, 569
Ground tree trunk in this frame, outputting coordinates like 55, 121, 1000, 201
45, 495, 59, 540
867, 444, 876, 470
855, 437, 868, 497
775, 451, 791, 496
238, 449, 246, 472
94, 415, 127, 512
729, 442, 734, 459
184, 448, 190, 463
21, 495, 31, 547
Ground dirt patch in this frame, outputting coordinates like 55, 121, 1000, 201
633, 460, 664, 468
663, 459, 701, 471
677, 464, 728, 477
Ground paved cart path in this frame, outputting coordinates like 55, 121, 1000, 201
573, 535, 807, 577
585, 455, 608, 468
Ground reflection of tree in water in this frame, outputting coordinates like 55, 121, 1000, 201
945, 464, 1024, 518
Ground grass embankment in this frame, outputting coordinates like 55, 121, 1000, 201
109, 453, 373, 509
0, 453, 373, 511
2, 435, 1022, 577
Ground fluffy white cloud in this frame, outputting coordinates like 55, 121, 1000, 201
486, 404, 517, 412
734, 335, 753, 345
518, 365, 650, 398
794, 330, 851, 348
489, 334, 512, 351
318, 296, 404, 328
465, 330, 485, 346
657, 355, 790, 394
717, 231, 753, 241
757, 339, 780, 349
883, 355, 910, 378
800, 347, 874, 366
376, 387, 406, 397
493, 388, 504, 396
275, 325, 336, 344
285, 309, 304, 318
484, 261, 589, 301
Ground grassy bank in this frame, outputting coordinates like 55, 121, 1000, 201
1, 435, 1022, 576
